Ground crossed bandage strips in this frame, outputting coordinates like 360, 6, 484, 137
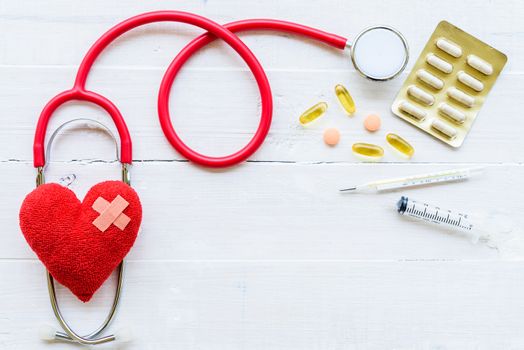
92, 195, 131, 232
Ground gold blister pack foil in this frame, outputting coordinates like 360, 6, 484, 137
391, 21, 507, 147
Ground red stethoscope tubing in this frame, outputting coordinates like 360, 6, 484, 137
33, 11, 348, 168
158, 19, 347, 167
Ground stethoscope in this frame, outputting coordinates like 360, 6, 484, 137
33, 10, 409, 345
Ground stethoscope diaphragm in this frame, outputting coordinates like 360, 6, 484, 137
349, 25, 409, 81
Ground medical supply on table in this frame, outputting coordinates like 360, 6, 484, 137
467, 54, 493, 75
407, 85, 435, 105
416, 69, 444, 90
447, 86, 474, 107
432, 118, 458, 139
323, 128, 340, 146
386, 133, 414, 158
438, 102, 466, 123
396, 196, 493, 243
299, 102, 328, 125
457, 71, 483, 91
363, 114, 381, 131
398, 101, 426, 121
352, 142, 384, 160
436, 38, 462, 57
339, 166, 485, 193
20, 11, 412, 345
391, 20, 507, 148
20, 119, 141, 346
334, 84, 356, 115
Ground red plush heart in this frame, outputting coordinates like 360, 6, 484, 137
19, 181, 142, 302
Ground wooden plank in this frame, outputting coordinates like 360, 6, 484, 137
1, 260, 524, 349
5, 161, 521, 260
1, 1, 523, 348
0, 0, 521, 71
0, 67, 520, 163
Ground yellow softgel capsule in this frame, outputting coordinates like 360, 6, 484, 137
299, 102, 328, 125
334, 84, 356, 115
352, 142, 384, 160
386, 133, 415, 158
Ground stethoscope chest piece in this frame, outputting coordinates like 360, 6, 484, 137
349, 25, 409, 81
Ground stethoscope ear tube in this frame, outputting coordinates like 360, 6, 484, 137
37, 119, 128, 345
33, 11, 353, 169
36, 118, 129, 187
43, 118, 120, 171
33, 89, 133, 168
45, 265, 123, 345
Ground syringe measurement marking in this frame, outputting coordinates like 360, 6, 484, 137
406, 203, 472, 230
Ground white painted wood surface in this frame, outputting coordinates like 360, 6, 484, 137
1, 1, 523, 349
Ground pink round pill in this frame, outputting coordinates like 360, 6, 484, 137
364, 114, 381, 132
323, 128, 340, 146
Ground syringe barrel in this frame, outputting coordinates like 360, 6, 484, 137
396, 196, 480, 237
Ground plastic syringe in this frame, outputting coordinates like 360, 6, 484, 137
396, 196, 486, 243
339, 167, 485, 193
396, 196, 515, 245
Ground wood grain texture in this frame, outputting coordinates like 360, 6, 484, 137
1, 0, 524, 348
0, 67, 521, 163
2, 261, 524, 350
3, 161, 521, 261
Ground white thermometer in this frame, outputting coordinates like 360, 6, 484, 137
340, 167, 485, 193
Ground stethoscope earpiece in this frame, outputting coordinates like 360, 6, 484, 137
39, 324, 59, 341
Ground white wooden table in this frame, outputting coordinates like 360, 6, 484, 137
1, 1, 523, 349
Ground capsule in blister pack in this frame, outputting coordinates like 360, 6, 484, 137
391, 21, 507, 147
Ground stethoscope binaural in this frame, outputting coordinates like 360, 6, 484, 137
33, 10, 409, 345
38, 119, 129, 346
